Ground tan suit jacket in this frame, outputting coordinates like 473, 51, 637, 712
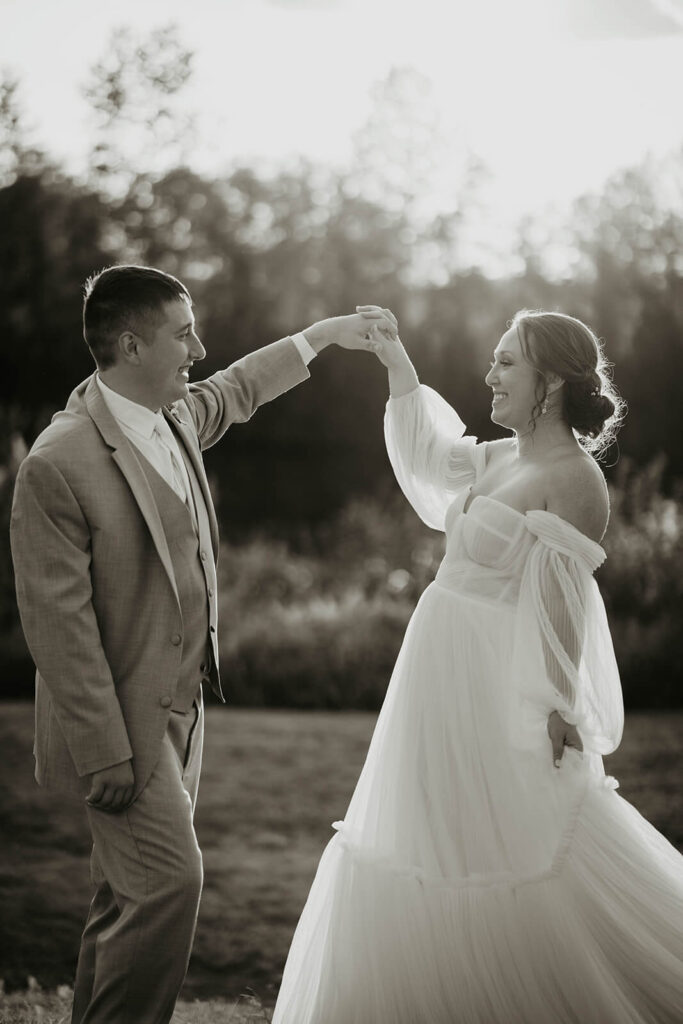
10, 337, 310, 798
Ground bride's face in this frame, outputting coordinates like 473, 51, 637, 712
484, 327, 541, 432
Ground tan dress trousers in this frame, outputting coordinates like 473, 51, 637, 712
71, 698, 204, 1024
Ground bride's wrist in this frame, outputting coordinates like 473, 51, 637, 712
388, 360, 419, 397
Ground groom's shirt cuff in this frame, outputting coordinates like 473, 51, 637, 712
290, 331, 318, 366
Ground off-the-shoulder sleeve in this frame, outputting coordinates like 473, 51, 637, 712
384, 384, 485, 531
511, 510, 624, 755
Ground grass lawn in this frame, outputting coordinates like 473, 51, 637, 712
0, 983, 272, 1024
0, 703, 681, 1013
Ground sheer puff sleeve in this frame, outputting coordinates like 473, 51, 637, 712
384, 384, 485, 531
512, 510, 624, 756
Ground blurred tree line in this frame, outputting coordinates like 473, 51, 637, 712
1, 25, 682, 706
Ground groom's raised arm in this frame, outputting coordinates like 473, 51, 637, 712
181, 312, 393, 450
183, 335, 311, 450
10, 454, 132, 777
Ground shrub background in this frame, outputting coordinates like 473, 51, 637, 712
4, 462, 683, 710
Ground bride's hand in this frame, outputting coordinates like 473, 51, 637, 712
356, 305, 405, 368
547, 710, 583, 768
357, 305, 398, 341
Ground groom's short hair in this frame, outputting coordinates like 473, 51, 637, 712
83, 265, 192, 369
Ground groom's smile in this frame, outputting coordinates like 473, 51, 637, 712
137, 296, 206, 410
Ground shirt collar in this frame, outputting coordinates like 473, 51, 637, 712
96, 374, 164, 441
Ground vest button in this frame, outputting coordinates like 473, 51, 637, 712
200, 550, 208, 562
207, 587, 214, 598
160, 696, 173, 708
200, 661, 210, 674
171, 633, 182, 646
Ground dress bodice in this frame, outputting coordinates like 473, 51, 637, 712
436, 489, 537, 606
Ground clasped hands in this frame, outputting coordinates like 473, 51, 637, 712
307, 305, 401, 360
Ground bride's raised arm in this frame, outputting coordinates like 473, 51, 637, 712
357, 306, 485, 532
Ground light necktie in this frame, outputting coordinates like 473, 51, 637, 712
154, 417, 199, 533
153, 423, 190, 505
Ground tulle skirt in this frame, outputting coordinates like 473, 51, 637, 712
273, 583, 683, 1024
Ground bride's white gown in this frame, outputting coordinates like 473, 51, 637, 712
272, 385, 683, 1024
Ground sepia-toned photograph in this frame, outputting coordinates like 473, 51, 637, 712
1, 0, 682, 1021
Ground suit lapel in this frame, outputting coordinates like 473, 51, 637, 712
164, 407, 220, 557
84, 378, 180, 605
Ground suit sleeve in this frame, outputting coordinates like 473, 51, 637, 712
183, 336, 311, 450
10, 454, 133, 776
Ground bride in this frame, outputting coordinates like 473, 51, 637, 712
272, 307, 683, 1024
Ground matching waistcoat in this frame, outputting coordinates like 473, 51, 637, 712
135, 439, 220, 712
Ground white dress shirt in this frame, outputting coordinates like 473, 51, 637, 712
97, 376, 195, 513
290, 332, 317, 365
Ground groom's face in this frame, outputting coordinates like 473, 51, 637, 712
138, 297, 206, 409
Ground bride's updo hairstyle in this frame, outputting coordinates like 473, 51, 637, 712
510, 309, 625, 458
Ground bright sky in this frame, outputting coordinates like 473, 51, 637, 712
2, 0, 682, 259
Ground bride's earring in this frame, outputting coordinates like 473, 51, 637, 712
541, 396, 548, 415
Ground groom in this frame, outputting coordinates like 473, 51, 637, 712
9, 264, 392, 1024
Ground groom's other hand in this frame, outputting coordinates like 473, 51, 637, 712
86, 759, 135, 813
303, 311, 398, 354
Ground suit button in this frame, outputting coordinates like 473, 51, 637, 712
207, 587, 214, 597
171, 633, 182, 646
200, 661, 210, 673
160, 696, 172, 708
200, 550, 208, 562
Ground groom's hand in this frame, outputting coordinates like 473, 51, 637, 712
303, 311, 397, 354
86, 759, 135, 813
